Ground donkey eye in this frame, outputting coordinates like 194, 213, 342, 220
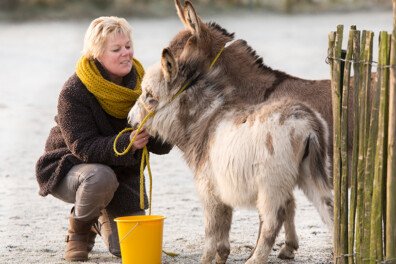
146, 91, 159, 102
149, 98, 158, 105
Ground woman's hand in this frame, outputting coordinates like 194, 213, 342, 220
130, 130, 150, 152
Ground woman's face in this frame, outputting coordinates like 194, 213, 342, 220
98, 33, 134, 81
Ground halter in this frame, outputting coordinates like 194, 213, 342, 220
170, 46, 225, 102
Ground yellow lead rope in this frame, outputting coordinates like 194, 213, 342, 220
141, 146, 152, 215
113, 111, 155, 214
113, 111, 155, 156
209, 46, 224, 70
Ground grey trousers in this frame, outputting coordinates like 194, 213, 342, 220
51, 163, 144, 257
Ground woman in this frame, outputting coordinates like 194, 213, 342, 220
35, 16, 172, 261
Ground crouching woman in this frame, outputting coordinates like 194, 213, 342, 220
35, 16, 172, 261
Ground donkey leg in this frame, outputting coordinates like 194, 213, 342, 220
200, 195, 232, 264
246, 191, 288, 264
278, 197, 299, 259
215, 204, 233, 264
200, 200, 219, 264
248, 218, 262, 260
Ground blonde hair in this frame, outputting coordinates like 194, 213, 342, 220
83, 16, 133, 60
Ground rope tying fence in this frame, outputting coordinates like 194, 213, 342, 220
326, 55, 396, 69
336, 252, 396, 263
360, 258, 396, 263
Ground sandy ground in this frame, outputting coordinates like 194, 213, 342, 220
0, 10, 393, 264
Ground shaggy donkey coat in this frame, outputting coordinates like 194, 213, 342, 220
128, 47, 334, 263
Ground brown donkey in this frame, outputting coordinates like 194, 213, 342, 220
169, 0, 362, 167
166, 3, 339, 261
128, 48, 334, 263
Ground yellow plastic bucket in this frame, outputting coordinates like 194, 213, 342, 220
115, 215, 166, 264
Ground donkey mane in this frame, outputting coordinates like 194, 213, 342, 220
206, 21, 292, 80
206, 21, 235, 39
237, 39, 265, 70
232, 40, 295, 83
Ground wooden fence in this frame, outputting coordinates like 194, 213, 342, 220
328, 1, 396, 264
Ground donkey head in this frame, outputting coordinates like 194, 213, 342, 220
170, 0, 234, 73
128, 48, 186, 137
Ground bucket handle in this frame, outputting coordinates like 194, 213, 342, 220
119, 222, 140, 244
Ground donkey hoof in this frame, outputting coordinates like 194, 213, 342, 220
278, 246, 295, 259
245, 257, 263, 264
216, 254, 228, 264
201, 254, 215, 264
215, 246, 230, 264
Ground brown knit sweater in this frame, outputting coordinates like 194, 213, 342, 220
35, 61, 172, 216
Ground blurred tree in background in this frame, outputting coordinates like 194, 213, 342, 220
0, 0, 391, 21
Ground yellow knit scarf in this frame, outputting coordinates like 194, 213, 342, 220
76, 56, 145, 119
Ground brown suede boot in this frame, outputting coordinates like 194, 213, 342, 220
87, 227, 98, 253
65, 216, 97, 261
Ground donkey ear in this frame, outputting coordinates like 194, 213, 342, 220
174, 0, 188, 28
161, 48, 178, 83
184, 1, 202, 36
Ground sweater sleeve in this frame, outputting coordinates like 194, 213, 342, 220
57, 81, 141, 167
147, 136, 173, 155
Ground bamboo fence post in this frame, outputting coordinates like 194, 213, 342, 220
362, 33, 373, 163
331, 24, 344, 264
369, 30, 390, 264
340, 27, 354, 264
329, 31, 336, 73
361, 30, 379, 263
384, 34, 392, 257
361, 30, 374, 263
386, 32, 391, 251
349, 28, 361, 264
386, 0, 396, 261
355, 30, 367, 264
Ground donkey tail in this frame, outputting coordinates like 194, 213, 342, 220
303, 112, 331, 190
299, 111, 334, 231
